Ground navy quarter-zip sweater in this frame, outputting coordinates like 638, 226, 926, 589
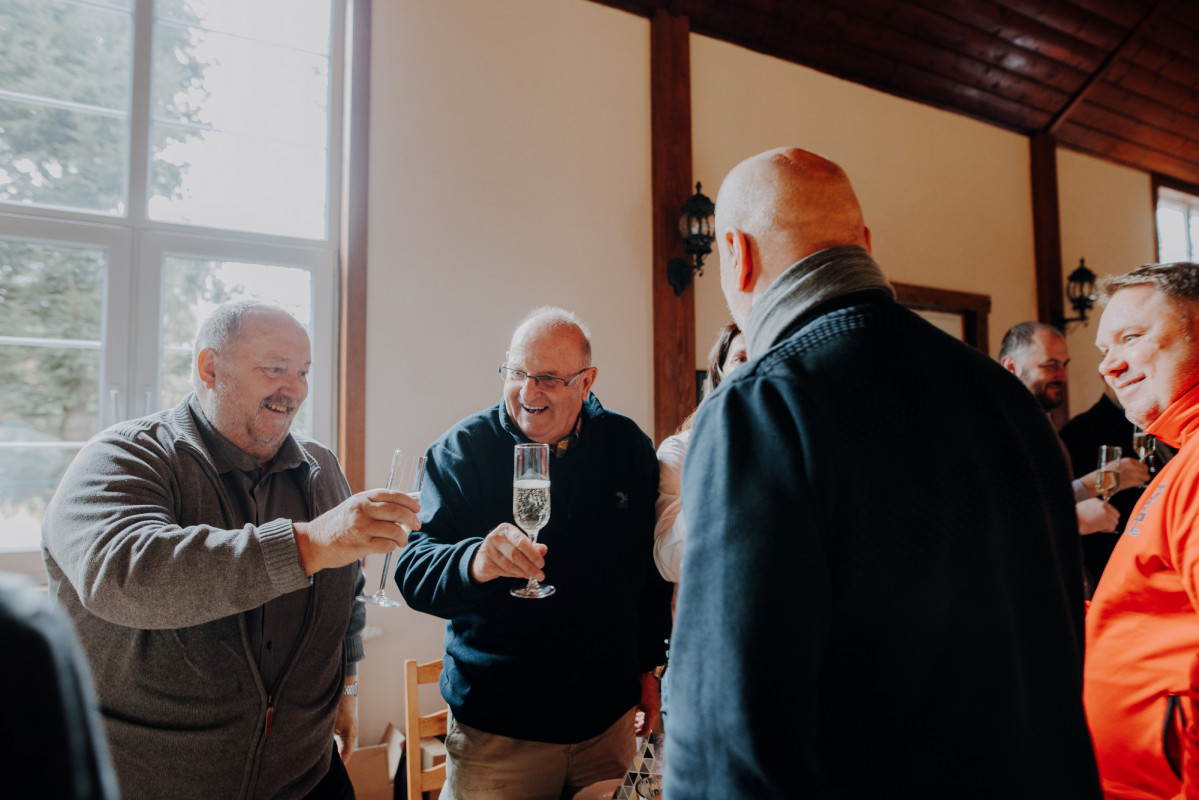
396, 394, 671, 743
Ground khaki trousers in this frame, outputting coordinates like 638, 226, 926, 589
439, 707, 636, 800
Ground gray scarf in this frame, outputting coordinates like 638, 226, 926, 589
745, 245, 894, 356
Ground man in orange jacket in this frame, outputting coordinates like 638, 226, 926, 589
1088, 261, 1199, 799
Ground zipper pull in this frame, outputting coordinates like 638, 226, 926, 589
265, 697, 275, 737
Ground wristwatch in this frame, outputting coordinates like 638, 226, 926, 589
343, 682, 358, 696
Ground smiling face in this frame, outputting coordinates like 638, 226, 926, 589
1096, 284, 1199, 428
1004, 328, 1070, 411
197, 308, 311, 464
502, 317, 596, 445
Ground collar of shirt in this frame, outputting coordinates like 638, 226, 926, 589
554, 414, 583, 459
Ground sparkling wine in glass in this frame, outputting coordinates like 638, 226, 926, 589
1132, 425, 1149, 461
357, 449, 426, 608
1096, 445, 1122, 502
1134, 424, 1163, 476
511, 442, 553, 599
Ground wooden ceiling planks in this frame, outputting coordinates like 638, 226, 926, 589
587, 0, 1199, 186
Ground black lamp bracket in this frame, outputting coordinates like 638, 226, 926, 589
668, 256, 703, 296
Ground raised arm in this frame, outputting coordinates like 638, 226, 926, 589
43, 429, 412, 630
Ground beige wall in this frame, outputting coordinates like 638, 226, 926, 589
1056, 149, 1156, 418
357, 1, 1162, 745
359, 0, 652, 744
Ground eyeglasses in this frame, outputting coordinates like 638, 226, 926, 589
498, 364, 592, 390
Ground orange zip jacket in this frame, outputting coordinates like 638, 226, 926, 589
1086, 381, 1199, 800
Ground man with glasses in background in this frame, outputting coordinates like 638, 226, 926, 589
396, 306, 671, 800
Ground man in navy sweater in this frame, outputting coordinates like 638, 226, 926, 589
396, 306, 670, 800
664, 148, 1101, 798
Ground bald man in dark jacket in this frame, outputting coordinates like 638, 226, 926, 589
665, 147, 1101, 799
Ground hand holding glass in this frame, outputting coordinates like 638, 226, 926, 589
357, 449, 426, 608
511, 443, 553, 599
1096, 445, 1121, 502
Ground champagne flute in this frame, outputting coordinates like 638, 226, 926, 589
1096, 445, 1122, 502
357, 449, 427, 608
1134, 424, 1162, 476
1132, 425, 1149, 461
511, 442, 553, 599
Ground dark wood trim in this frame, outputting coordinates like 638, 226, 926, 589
1045, 0, 1172, 136
1152, 171, 1199, 199
893, 282, 992, 353
338, 0, 370, 492
1030, 131, 1064, 327
651, 9, 696, 445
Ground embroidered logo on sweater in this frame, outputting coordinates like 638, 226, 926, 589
1127, 480, 1167, 538
614, 491, 629, 509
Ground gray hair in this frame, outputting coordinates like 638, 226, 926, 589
998, 321, 1065, 361
512, 306, 593, 366
1099, 262, 1199, 319
191, 300, 295, 391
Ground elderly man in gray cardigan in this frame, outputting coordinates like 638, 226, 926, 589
42, 300, 418, 800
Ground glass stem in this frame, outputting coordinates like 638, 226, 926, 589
527, 531, 541, 589
375, 551, 393, 595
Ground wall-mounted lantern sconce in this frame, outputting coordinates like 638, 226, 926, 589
666, 182, 716, 296
1057, 257, 1097, 326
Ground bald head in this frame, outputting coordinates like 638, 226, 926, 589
502, 306, 596, 444
509, 306, 592, 366
716, 147, 869, 324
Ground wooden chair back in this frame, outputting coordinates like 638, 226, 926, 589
404, 657, 448, 799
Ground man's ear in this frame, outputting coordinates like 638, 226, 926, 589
729, 228, 755, 292
999, 355, 1017, 376
863, 225, 873, 254
579, 366, 597, 398
196, 348, 218, 389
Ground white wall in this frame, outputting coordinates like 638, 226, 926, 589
689, 34, 1038, 364
1056, 149, 1156, 418
358, 0, 652, 744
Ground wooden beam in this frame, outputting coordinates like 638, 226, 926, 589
1046, 0, 1173, 136
1030, 131, 1063, 327
651, 9, 696, 445
338, 0, 370, 492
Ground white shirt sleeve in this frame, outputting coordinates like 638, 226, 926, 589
654, 430, 691, 583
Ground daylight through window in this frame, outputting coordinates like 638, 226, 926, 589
0, 0, 345, 555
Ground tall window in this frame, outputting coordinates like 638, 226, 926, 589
0, 0, 345, 558
1157, 185, 1199, 262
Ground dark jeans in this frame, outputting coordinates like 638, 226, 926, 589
303, 746, 356, 800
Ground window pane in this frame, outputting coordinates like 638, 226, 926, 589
0, 238, 105, 341
148, 126, 328, 237
1157, 203, 1189, 263
157, 0, 331, 52
159, 256, 313, 436
0, 0, 132, 214
0, 237, 105, 551
0, 344, 99, 440
1190, 211, 1199, 262
0, 443, 81, 552
147, 0, 332, 238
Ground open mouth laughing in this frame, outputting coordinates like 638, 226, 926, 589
262, 397, 296, 415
